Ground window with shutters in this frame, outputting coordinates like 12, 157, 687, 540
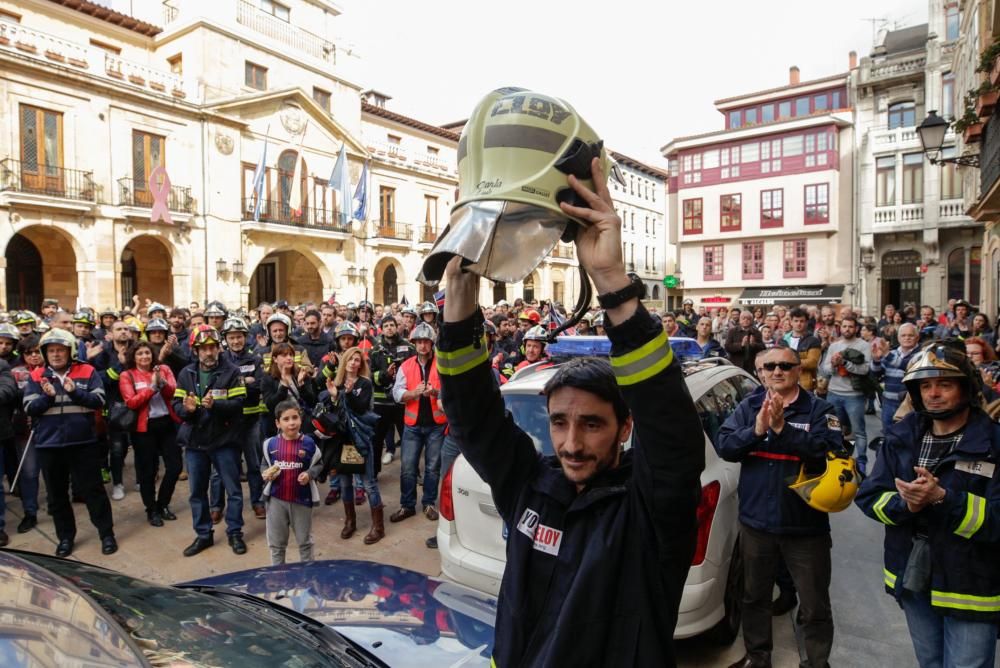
19, 105, 63, 194
132, 130, 165, 206
379, 186, 396, 227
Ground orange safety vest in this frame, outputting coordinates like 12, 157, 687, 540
401, 355, 447, 426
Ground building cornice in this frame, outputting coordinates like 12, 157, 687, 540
43, 0, 162, 37
661, 112, 853, 156
713, 73, 849, 109
609, 150, 667, 179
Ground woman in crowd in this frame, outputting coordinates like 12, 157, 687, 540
262, 342, 317, 439
119, 340, 182, 527
972, 312, 995, 348
323, 346, 385, 545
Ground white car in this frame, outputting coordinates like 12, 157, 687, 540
436, 337, 756, 644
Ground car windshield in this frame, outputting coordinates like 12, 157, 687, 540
28, 554, 353, 668
503, 393, 554, 455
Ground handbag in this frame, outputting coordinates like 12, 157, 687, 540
337, 441, 367, 474
108, 400, 137, 432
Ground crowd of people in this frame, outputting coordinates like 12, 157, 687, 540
2, 286, 999, 666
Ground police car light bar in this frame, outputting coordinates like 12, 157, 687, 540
546, 335, 704, 361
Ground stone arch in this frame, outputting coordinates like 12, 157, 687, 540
248, 246, 328, 306
373, 256, 404, 306
121, 234, 174, 308
4, 225, 80, 310
522, 271, 539, 304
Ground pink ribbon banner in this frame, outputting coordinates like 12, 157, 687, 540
148, 165, 174, 225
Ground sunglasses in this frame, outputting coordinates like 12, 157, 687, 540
763, 361, 799, 371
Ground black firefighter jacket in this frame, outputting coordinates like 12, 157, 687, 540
437, 304, 705, 667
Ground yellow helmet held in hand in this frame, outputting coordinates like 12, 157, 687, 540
787, 452, 860, 513
419, 86, 622, 286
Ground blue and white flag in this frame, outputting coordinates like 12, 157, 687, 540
251, 126, 269, 221
328, 142, 353, 228
352, 160, 369, 221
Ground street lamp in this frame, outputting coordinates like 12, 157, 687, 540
359, 267, 368, 282
232, 259, 244, 275
917, 110, 980, 167
347, 266, 357, 280
215, 258, 228, 275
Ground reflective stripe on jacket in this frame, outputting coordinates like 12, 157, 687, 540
400, 355, 445, 426
855, 409, 1000, 621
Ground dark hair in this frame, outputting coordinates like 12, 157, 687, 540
268, 342, 298, 380
789, 307, 808, 320
169, 308, 187, 319
861, 323, 878, 336
840, 314, 858, 327
274, 398, 302, 418
304, 309, 321, 321
124, 340, 155, 370
542, 357, 629, 424
17, 335, 41, 357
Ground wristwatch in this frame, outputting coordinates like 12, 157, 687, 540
597, 273, 646, 310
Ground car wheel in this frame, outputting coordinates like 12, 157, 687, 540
704, 539, 742, 646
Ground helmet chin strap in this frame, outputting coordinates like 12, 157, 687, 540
920, 400, 970, 420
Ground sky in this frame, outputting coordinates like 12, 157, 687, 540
339, 0, 928, 166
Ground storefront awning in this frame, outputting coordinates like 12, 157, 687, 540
738, 285, 844, 306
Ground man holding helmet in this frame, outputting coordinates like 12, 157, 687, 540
23, 329, 117, 557
426, 87, 703, 666
857, 342, 1000, 667
717, 346, 846, 668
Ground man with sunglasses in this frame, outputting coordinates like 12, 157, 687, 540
718, 346, 842, 668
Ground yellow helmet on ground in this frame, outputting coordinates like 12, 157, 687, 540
419, 87, 622, 286
788, 452, 860, 513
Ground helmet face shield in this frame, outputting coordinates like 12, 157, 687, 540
419, 200, 568, 285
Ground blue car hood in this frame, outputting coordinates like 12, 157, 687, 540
186, 559, 497, 668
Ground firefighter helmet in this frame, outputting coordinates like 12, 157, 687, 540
787, 452, 860, 513
189, 325, 221, 348
410, 322, 436, 343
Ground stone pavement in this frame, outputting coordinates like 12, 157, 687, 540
2, 455, 441, 585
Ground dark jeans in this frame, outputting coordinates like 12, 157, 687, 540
740, 523, 833, 668
37, 443, 115, 542
900, 590, 999, 668
374, 403, 404, 470
100, 429, 130, 485
186, 446, 243, 538
210, 420, 263, 510
400, 424, 444, 511
339, 448, 382, 509
440, 433, 461, 483
827, 392, 868, 474
132, 416, 182, 514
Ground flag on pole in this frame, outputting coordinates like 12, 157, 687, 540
434, 289, 446, 310
251, 126, 270, 222
327, 292, 336, 305
400, 295, 409, 306
287, 121, 308, 216
352, 160, 369, 222
328, 142, 353, 228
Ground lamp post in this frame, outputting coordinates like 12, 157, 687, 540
347, 266, 357, 280
215, 258, 228, 276
917, 110, 980, 167
232, 259, 244, 276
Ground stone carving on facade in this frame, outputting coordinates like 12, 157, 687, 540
214, 133, 234, 155
279, 102, 306, 137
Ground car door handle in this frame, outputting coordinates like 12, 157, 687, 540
479, 502, 499, 517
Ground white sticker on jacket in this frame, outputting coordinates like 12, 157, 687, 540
210, 389, 227, 398
515, 508, 562, 556
956, 460, 996, 478
134, 382, 149, 390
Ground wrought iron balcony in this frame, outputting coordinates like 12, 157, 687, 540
419, 226, 439, 243
119, 177, 194, 213
551, 244, 575, 259
980, 115, 1000, 200
372, 221, 413, 240
241, 197, 352, 231
0, 158, 96, 201
236, 0, 336, 63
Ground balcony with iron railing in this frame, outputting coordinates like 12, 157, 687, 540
418, 226, 439, 243
0, 158, 97, 202
236, 0, 336, 63
370, 220, 413, 241
119, 177, 194, 213
241, 197, 352, 232
0, 22, 187, 99
550, 244, 576, 260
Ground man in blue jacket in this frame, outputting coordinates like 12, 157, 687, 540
23, 329, 117, 557
436, 160, 705, 666
718, 345, 842, 668
173, 325, 248, 557
856, 342, 1000, 667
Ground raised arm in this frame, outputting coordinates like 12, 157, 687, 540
440, 257, 539, 523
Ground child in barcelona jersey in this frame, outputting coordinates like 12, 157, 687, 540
261, 399, 324, 565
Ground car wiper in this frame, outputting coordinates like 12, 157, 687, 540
177, 584, 387, 668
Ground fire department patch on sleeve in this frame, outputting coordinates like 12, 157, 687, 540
826, 414, 842, 431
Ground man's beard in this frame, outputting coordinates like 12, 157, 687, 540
200, 356, 218, 369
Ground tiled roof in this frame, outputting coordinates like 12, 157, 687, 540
361, 102, 460, 142
609, 150, 668, 179
45, 0, 162, 37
